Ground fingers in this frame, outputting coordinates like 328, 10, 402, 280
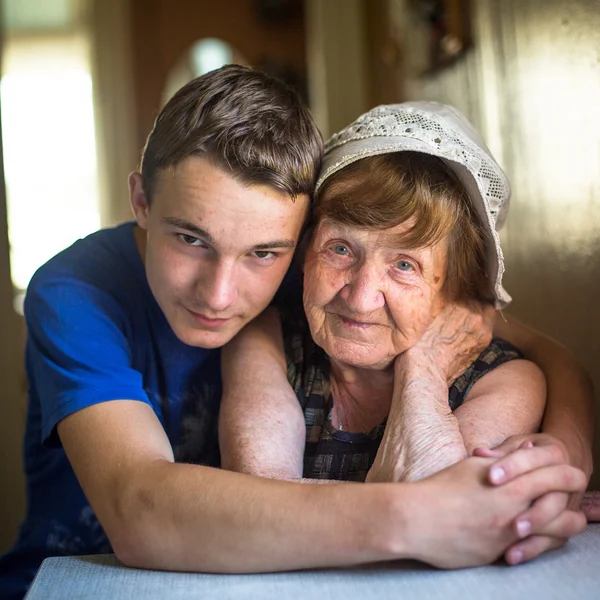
472, 447, 504, 459
485, 444, 569, 485
513, 492, 569, 538
580, 491, 600, 521
567, 491, 584, 512
505, 536, 565, 565
505, 511, 587, 565
472, 440, 531, 459
476, 436, 525, 459
536, 510, 587, 539
506, 464, 587, 502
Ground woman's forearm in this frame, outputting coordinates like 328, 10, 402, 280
367, 355, 467, 482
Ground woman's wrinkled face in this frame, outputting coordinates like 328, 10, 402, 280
303, 218, 448, 370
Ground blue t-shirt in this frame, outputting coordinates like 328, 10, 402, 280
0, 223, 222, 599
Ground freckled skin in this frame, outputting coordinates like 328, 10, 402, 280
130, 156, 309, 349
303, 217, 448, 371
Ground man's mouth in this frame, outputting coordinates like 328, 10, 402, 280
186, 308, 232, 328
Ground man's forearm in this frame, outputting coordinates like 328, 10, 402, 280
110, 460, 405, 572
495, 314, 595, 476
110, 455, 588, 573
538, 349, 594, 477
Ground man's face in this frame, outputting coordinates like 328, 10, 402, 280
130, 156, 309, 348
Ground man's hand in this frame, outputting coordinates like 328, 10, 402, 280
473, 434, 580, 507
408, 455, 587, 569
473, 434, 589, 564
406, 302, 495, 386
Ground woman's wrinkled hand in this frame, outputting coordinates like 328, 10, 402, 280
580, 491, 600, 521
403, 302, 495, 386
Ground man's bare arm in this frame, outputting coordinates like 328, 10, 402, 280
59, 400, 389, 571
492, 313, 595, 477
219, 308, 306, 480
58, 400, 586, 571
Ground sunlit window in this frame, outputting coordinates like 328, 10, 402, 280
1, 32, 100, 307
190, 38, 234, 75
163, 38, 246, 103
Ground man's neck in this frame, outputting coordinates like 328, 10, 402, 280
133, 224, 147, 264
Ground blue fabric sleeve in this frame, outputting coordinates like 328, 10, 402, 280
25, 271, 151, 447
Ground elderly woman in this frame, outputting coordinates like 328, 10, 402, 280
218, 102, 556, 484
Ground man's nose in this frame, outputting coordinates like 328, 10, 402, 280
199, 259, 238, 313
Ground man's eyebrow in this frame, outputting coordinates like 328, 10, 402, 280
251, 239, 297, 251
161, 217, 296, 251
161, 217, 216, 244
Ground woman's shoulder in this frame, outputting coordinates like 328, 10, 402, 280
449, 338, 524, 410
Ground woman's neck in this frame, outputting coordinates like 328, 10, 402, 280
328, 360, 394, 433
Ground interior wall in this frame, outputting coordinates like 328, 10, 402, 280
305, 0, 370, 138
396, 0, 600, 485
89, 0, 139, 226
129, 0, 307, 155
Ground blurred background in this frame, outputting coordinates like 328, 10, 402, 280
0, 0, 599, 552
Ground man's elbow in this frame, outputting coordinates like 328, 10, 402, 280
101, 468, 172, 569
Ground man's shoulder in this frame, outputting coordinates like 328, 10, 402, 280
32, 223, 136, 279
27, 222, 145, 301
24, 222, 150, 332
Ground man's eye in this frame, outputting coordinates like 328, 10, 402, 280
331, 244, 349, 256
178, 234, 204, 247
252, 250, 275, 260
396, 260, 413, 272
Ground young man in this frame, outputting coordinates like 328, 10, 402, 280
0, 66, 592, 600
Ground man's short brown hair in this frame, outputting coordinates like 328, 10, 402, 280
315, 152, 492, 303
141, 65, 323, 201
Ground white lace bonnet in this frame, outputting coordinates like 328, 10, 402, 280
316, 101, 511, 308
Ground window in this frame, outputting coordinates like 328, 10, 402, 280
1, 0, 100, 310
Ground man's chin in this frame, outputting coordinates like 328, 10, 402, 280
173, 322, 243, 349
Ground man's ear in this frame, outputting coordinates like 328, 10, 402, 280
129, 172, 149, 228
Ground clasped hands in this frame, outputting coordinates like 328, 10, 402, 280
372, 301, 589, 565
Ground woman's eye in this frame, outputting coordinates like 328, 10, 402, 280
178, 234, 204, 247
331, 244, 350, 256
396, 260, 413, 272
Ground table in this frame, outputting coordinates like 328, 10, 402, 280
26, 524, 600, 599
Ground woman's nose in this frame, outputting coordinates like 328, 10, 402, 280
338, 263, 385, 314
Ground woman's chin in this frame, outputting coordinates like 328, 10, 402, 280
324, 341, 394, 370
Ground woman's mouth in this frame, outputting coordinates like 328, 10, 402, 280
337, 314, 375, 329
